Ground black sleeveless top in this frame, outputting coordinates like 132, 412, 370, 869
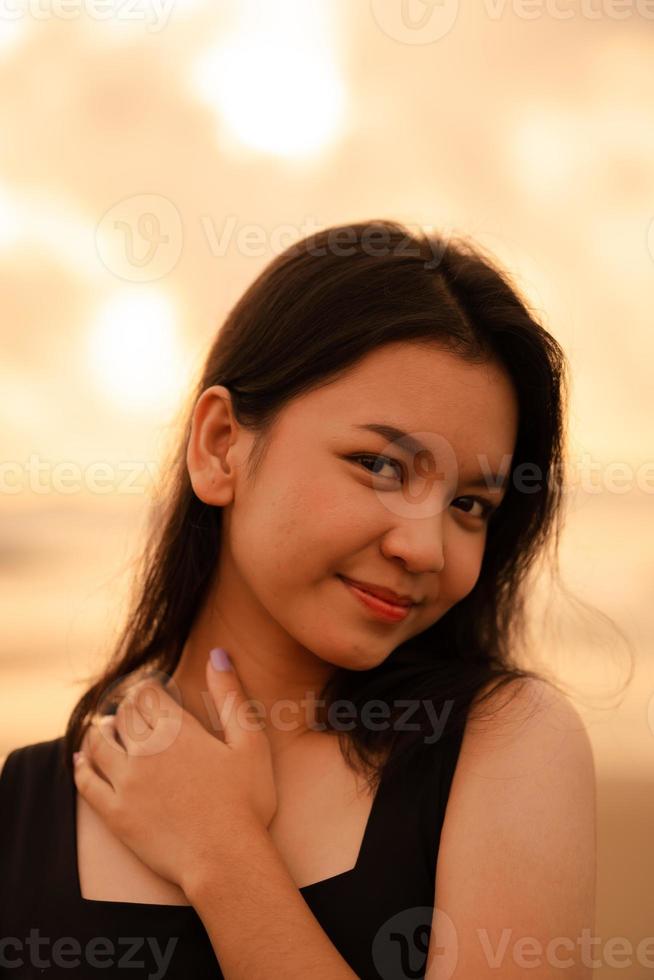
0, 722, 467, 979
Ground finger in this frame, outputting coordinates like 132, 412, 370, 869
73, 749, 117, 816
123, 678, 182, 733
114, 696, 157, 755
205, 648, 263, 748
85, 717, 126, 787
119, 678, 184, 755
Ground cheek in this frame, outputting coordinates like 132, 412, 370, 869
441, 531, 487, 606
231, 478, 344, 591
269, 481, 379, 570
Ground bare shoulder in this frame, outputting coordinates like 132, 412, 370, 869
428, 677, 597, 978
452, 675, 597, 859
459, 675, 595, 778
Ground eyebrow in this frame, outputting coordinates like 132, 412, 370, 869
351, 422, 511, 490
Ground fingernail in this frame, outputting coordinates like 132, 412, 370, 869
73, 752, 83, 765
209, 648, 232, 671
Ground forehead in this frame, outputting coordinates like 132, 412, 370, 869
281, 342, 519, 459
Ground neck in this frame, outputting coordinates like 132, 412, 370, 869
168, 637, 335, 761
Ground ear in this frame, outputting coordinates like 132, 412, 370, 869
186, 385, 239, 506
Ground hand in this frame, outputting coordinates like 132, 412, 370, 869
73, 651, 278, 897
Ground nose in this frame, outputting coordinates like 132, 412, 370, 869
380, 510, 446, 575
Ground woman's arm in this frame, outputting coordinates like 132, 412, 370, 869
183, 816, 358, 979
426, 678, 597, 979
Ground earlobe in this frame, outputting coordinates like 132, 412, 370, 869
187, 463, 234, 506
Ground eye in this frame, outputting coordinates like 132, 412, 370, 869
351, 453, 404, 482
351, 455, 500, 521
451, 496, 497, 522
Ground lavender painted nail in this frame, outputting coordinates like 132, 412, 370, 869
209, 648, 232, 671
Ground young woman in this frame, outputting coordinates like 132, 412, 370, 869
0, 220, 596, 979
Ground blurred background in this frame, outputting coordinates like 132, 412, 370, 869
1, 0, 653, 974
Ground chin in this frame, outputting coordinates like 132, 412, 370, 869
307, 642, 383, 673
339, 646, 394, 672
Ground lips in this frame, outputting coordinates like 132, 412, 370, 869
338, 575, 415, 607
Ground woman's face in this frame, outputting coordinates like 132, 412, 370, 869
192, 342, 519, 673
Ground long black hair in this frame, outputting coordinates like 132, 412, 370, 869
64, 219, 593, 787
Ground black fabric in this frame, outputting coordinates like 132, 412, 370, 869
0, 720, 467, 979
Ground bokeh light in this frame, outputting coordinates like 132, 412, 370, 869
190, 0, 346, 159
86, 287, 184, 414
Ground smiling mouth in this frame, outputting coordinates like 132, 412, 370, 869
337, 576, 413, 623
337, 574, 416, 605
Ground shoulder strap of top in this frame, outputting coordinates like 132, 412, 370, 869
418, 702, 470, 879
416, 681, 536, 872
354, 697, 472, 890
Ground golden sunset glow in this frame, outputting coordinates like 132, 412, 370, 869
2, 3, 652, 964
